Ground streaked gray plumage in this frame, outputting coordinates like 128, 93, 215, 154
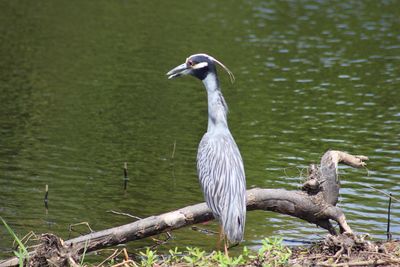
167, 54, 246, 244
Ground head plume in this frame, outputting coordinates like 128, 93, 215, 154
188, 53, 235, 83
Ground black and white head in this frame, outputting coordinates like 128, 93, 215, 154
166, 53, 235, 82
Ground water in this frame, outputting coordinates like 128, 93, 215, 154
0, 0, 399, 258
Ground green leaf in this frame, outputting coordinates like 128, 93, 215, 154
1, 217, 28, 255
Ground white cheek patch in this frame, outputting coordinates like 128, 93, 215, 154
192, 62, 209, 69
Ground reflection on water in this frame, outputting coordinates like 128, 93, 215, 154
238, 0, 400, 248
0, 0, 399, 257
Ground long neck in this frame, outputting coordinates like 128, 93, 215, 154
202, 73, 229, 132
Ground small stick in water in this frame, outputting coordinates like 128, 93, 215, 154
171, 140, 176, 160
387, 193, 392, 241
44, 184, 49, 214
123, 162, 128, 191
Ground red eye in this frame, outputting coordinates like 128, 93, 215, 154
187, 60, 194, 66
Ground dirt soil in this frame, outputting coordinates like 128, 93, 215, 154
289, 234, 400, 266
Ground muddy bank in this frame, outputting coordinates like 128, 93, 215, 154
290, 234, 399, 266
1, 233, 398, 266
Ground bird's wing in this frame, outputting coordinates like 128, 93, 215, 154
197, 132, 246, 222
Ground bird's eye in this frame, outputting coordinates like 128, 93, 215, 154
187, 60, 194, 66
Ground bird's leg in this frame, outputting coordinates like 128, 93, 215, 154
216, 225, 224, 250
224, 239, 229, 258
217, 226, 229, 257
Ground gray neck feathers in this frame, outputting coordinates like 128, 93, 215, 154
202, 73, 229, 132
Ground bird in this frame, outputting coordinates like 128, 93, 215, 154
166, 53, 246, 253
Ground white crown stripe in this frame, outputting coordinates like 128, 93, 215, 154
192, 53, 235, 84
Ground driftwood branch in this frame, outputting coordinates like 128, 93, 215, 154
0, 150, 367, 267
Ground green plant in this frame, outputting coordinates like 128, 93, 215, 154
212, 250, 245, 266
139, 247, 158, 267
1, 217, 29, 267
167, 247, 182, 264
243, 245, 258, 261
257, 237, 292, 266
133, 238, 291, 267
183, 247, 206, 265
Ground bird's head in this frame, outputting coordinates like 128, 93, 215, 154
166, 53, 235, 83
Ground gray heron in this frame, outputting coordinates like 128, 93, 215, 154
167, 53, 246, 253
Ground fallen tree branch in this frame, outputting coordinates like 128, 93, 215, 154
0, 150, 368, 267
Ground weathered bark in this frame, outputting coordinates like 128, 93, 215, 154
0, 150, 367, 267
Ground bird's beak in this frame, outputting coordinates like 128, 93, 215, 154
166, 63, 190, 79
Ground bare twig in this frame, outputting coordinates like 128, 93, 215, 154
110, 260, 137, 267
333, 246, 344, 263
123, 162, 129, 191
95, 249, 122, 267
387, 193, 392, 241
107, 210, 142, 220
68, 222, 94, 238
44, 184, 49, 213
19, 231, 37, 245
317, 258, 400, 267
123, 248, 129, 261
171, 140, 177, 159
364, 185, 399, 202
191, 226, 219, 235
150, 232, 172, 249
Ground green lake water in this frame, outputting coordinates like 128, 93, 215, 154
0, 0, 399, 258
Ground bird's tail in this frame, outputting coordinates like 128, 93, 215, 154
222, 198, 246, 244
